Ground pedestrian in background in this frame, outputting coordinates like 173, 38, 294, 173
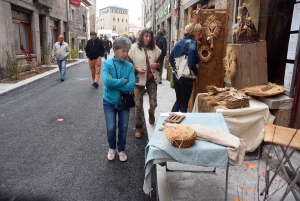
107, 40, 112, 55
85, 31, 105, 88
102, 37, 135, 162
155, 28, 167, 83
127, 29, 161, 139
131, 30, 141, 44
102, 35, 110, 60
169, 23, 202, 112
51, 35, 70, 82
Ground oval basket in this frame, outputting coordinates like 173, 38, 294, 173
170, 132, 197, 148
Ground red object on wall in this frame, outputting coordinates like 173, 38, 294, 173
70, 0, 80, 7
173, 8, 179, 18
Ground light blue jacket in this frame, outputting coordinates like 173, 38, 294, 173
102, 57, 135, 105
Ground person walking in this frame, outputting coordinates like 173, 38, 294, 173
131, 30, 141, 44
155, 28, 167, 83
102, 35, 110, 60
102, 37, 135, 162
85, 31, 105, 88
127, 29, 162, 139
52, 35, 70, 82
169, 23, 202, 113
107, 39, 112, 55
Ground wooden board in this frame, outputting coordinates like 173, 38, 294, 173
164, 114, 185, 124
230, 41, 268, 89
188, 3, 230, 111
264, 124, 300, 150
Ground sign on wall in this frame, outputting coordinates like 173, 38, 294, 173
70, 0, 80, 7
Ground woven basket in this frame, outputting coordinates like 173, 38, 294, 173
243, 84, 284, 97
226, 98, 250, 109
170, 132, 197, 148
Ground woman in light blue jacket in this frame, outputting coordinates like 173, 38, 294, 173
102, 37, 135, 162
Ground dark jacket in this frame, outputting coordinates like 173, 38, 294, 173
169, 36, 200, 76
155, 32, 167, 59
85, 38, 105, 60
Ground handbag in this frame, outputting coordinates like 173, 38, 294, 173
113, 62, 135, 109
174, 41, 197, 84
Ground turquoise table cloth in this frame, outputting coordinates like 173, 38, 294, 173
143, 113, 230, 194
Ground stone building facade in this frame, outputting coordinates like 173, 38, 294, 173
0, 0, 93, 80
69, 0, 93, 52
98, 6, 129, 35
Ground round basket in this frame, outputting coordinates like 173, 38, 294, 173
170, 132, 197, 148
243, 84, 284, 97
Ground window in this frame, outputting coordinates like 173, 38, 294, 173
126, 19, 127, 23
122, 19, 123, 22
71, 9, 75, 21
82, 15, 86, 32
113, 25, 116, 31
125, 27, 127, 31
113, 18, 115, 21
118, 18, 119, 22
12, 19, 32, 54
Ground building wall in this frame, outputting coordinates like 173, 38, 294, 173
89, 0, 96, 31
100, 13, 129, 35
99, 6, 129, 35
0, 0, 92, 80
69, 3, 90, 52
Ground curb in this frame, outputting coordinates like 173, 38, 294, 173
0, 59, 86, 96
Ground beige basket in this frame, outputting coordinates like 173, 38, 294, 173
243, 84, 284, 97
170, 132, 197, 148
226, 98, 250, 109
164, 125, 196, 148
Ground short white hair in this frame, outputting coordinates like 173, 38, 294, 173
113, 37, 132, 50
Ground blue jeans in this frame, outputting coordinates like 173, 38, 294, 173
104, 51, 108, 60
171, 73, 193, 113
57, 59, 67, 79
103, 99, 131, 152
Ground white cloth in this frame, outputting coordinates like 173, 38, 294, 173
192, 94, 274, 152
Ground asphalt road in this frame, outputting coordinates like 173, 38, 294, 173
0, 60, 151, 201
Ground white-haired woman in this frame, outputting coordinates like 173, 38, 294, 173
102, 37, 135, 162
169, 23, 202, 113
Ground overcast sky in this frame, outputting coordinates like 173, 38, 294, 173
96, 0, 142, 27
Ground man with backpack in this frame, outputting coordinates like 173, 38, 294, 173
155, 28, 167, 84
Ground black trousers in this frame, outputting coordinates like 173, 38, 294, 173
171, 73, 193, 113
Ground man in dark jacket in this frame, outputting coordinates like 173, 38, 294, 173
155, 28, 167, 83
85, 31, 105, 88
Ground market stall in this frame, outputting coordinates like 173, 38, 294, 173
178, 3, 291, 153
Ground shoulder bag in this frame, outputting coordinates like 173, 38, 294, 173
175, 41, 197, 85
113, 62, 135, 109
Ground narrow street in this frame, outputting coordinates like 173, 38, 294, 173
0, 60, 151, 201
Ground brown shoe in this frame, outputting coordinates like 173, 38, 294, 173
135, 128, 142, 139
149, 110, 155, 124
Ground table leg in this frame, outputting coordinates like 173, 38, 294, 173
282, 170, 300, 201
273, 146, 300, 200
225, 163, 229, 201
260, 145, 298, 197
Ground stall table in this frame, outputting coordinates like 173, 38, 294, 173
143, 113, 232, 200
192, 93, 274, 152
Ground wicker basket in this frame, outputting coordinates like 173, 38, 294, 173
170, 132, 197, 148
226, 98, 250, 109
243, 84, 285, 97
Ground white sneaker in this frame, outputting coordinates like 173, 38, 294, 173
107, 149, 115, 161
118, 151, 127, 162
